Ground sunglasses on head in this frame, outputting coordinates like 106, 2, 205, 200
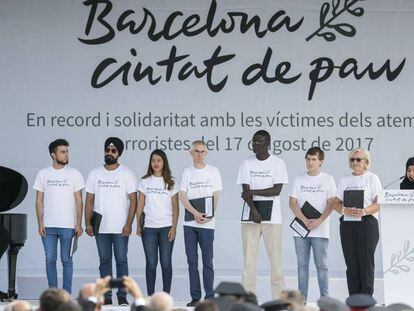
105, 147, 118, 154
350, 157, 364, 162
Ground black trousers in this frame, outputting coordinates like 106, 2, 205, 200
340, 215, 379, 295
0, 225, 9, 259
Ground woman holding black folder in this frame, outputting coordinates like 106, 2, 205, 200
334, 148, 382, 296
136, 149, 179, 295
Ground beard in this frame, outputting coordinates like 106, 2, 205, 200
104, 155, 118, 165
56, 159, 68, 165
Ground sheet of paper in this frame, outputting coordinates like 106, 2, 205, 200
290, 219, 309, 238
242, 204, 251, 221
205, 197, 213, 217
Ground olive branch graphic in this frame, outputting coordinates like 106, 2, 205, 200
384, 240, 414, 275
306, 0, 366, 42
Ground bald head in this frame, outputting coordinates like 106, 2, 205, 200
77, 283, 96, 309
4, 301, 32, 311
149, 292, 174, 311
80, 283, 95, 298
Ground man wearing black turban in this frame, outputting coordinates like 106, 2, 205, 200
85, 137, 137, 306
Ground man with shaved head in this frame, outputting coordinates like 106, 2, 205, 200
148, 292, 174, 311
4, 300, 32, 311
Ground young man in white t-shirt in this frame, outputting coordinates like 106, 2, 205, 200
237, 130, 288, 299
289, 147, 337, 300
179, 140, 222, 306
33, 139, 85, 294
85, 137, 137, 306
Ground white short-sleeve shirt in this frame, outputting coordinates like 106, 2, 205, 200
289, 172, 337, 238
237, 155, 289, 224
180, 164, 222, 229
336, 171, 382, 219
33, 165, 85, 228
85, 164, 137, 233
138, 176, 179, 228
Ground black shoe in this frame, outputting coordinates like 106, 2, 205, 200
118, 297, 129, 306
104, 297, 112, 305
186, 299, 200, 307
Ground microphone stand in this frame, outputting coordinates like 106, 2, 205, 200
383, 176, 405, 189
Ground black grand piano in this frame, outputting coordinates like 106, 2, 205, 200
0, 166, 28, 301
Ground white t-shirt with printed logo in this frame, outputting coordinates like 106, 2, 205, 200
33, 165, 85, 229
138, 176, 179, 228
237, 155, 289, 224
85, 164, 137, 233
180, 164, 222, 229
290, 172, 337, 238
336, 171, 382, 219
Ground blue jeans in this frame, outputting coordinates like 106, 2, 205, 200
41, 227, 74, 293
95, 234, 129, 299
294, 237, 329, 300
142, 226, 174, 295
184, 226, 214, 300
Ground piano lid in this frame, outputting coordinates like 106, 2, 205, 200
0, 166, 28, 212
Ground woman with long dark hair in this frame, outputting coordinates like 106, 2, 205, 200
137, 149, 179, 295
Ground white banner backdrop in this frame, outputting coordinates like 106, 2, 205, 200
1, 0, 413, 302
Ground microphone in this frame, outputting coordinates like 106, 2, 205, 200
383, 175, 405, 189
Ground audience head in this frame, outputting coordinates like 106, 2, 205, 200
261, 299, 290, 311
39, 288, 71, 311
346, 294, 376, 311
214, 282, 247, 299
4, 300, 32, 311
279, 290, 305, 307
231, 302, 263, 311
56, 302, 81, 311
386, 303, 414, 311
243, 291, 258, 305
148, 292, 174, 311
318, 296, 349, 311
77, 283, 99, 310
195, 300, 219, 311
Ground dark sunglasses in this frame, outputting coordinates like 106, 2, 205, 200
350, 157, 364, 162
105, 147, 118, 154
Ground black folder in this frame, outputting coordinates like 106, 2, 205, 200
290, 201, 322, 238
301, 201, 322, 219
185, 196, 214, 221
343, 190, 364, 209
241, 200, 273, 221
140, 212, 145, 235
90, 211, 102, 236
343, 189, 364, 221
